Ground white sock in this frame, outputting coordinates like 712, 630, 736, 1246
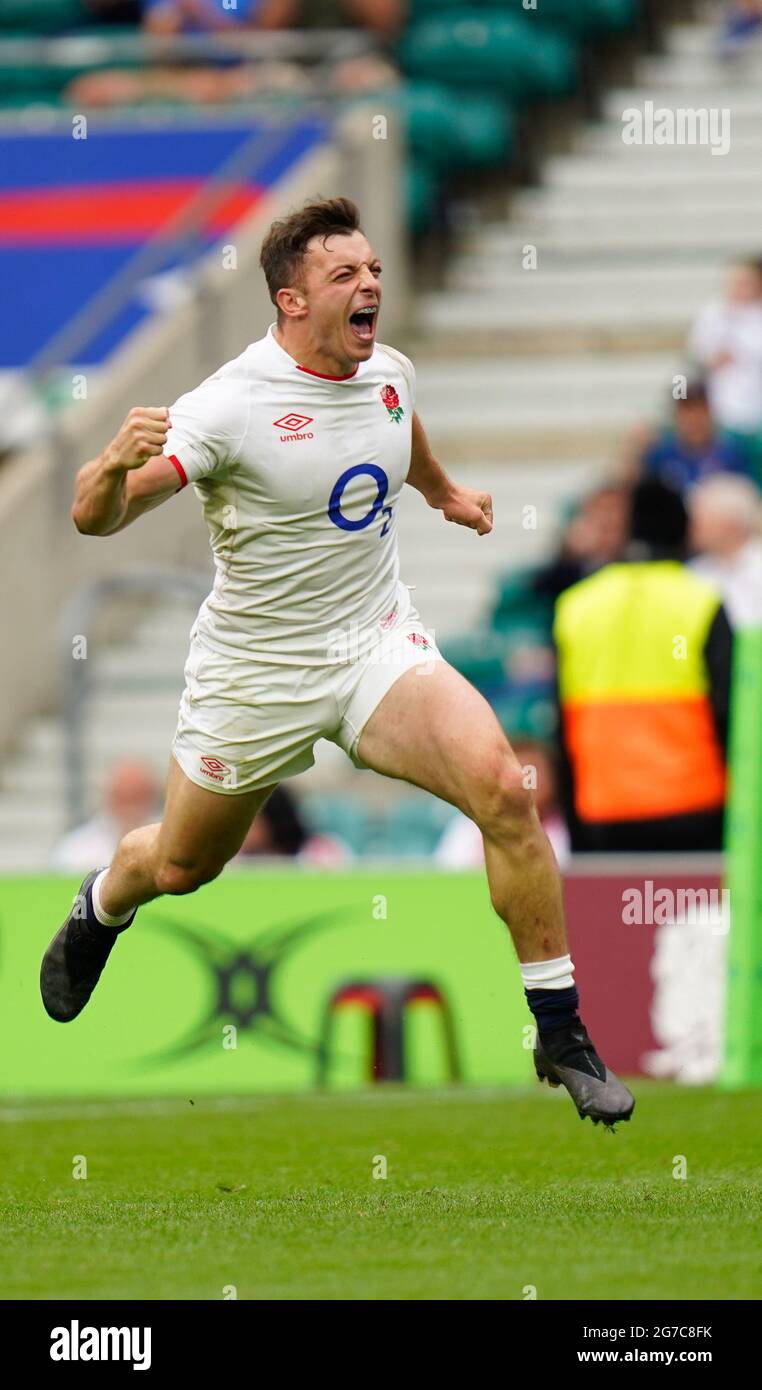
91, 868, 134, 928
520, 954, 575, 991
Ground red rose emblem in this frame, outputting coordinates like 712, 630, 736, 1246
381, 384, 400, 411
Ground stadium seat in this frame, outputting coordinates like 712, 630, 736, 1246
383, 81, 514, 175
398, 12, 579, 102
302, 793, 373, 857
490, 570, 554, 637
406, 156, 441, 234
408, 0, 638, 38
491, 690, 558, 742
0, 0, 89, 32
352, 81, 514, 232
439, 629, 508, 695
383, 796, 458, 858
0, 38, 64, 97
449, 87, 515, 168
500, 0, 639, 39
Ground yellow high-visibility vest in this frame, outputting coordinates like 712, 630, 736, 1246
554, 561, 726, 822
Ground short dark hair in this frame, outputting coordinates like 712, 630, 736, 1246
629, 480, 687, 553
676, 379, 709, 407
259, 196, 362, 308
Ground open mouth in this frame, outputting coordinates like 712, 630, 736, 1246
348, 305, 378, 343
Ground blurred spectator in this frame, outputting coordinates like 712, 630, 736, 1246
532, 485, 629, 604
689, 257, 762, 481
51, 760, 160, 871
555, 481, 732, 853
626, 381, 751, 494
69, 0, 399, 105
237, 785, 352, 865
435, 738, 569, 869
142, 0, 405, 33
688, 474, 762, 628
284, 0, 406, 33
141, 0, 293, 33
718, 0, 762, 53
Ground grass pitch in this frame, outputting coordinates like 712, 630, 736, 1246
1, 1083, 760, 1301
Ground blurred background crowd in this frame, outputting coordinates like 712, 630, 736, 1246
1, 0, 761, 871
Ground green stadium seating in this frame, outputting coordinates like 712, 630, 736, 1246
0, 43, 64, 96
302, 794, 373, 857
449, 87, 514, 168
398, 11, 579, 102
383, 796, 458, 858
492, 690, 558, 742
439, 629, 508, 692
499, 0, 638, 38
0, 0, 89, 32
383, 81, 514, 174
408, 0, 638, 38
490, 569, 554, 636
406, 157, 441, 234
349, 81, 514, 232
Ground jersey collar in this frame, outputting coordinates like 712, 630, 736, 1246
266, 323, 365, 382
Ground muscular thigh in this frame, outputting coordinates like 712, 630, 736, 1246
156, 755, 276, 871
356, 661, 519, 816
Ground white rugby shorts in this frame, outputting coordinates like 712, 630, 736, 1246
171, 592, 441, 793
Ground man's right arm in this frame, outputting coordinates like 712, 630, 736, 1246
72, 406, 180, 536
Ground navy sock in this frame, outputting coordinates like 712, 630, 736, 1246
525, 985, 579, 1034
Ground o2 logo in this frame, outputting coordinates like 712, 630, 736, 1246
328, 464, 393, 536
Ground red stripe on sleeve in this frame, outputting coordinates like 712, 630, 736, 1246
168, 454, 188, 489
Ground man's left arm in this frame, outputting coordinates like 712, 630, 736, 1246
704, 602, 734, 753
406, 411, 493, 536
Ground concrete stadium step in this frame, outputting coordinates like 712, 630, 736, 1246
543, 153, 749, 187
445, 250, 719, 292
602, 87, 762, 121
415, 354, 672, 441
427, 267, 715, 310
576, 123, 762, 157
91, 648, 188, 683
397, 458, 602, 634
0, 757, 156, 800
442, 264, 720, 310
0, 802, 66, 836
666, 22, 737, 55
637, 52, 762, 88
472, 218, 753, 262
512, 185, 762, 222
0, 842, 62, 871
417, 283, 703, 359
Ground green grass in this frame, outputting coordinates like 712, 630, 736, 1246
1, 1083, 761, 1300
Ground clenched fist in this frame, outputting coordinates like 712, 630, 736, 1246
440, 484, 493, 536
105, 406, 170, 471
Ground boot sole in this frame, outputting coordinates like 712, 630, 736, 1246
535, 1061, 635, 1127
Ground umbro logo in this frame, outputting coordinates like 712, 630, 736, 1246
199, 755, 234, 785
274, 413, 314, 442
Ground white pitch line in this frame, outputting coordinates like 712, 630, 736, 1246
0, 1085, 542, 1124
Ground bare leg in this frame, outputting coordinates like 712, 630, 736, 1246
99, 756, 276, 917
357, 662, 566, 962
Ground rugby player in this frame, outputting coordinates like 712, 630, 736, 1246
41, 198, 634, 1127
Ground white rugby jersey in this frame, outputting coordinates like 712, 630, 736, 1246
165, 324, 416, 666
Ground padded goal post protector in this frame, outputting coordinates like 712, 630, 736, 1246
722, 627, 762, 1088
